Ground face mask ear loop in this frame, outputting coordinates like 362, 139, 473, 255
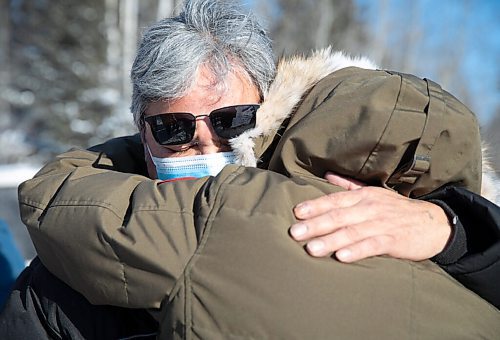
146, 144, 158, 164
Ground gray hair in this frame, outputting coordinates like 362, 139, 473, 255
130, 0, 276, 129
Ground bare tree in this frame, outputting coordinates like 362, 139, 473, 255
363, 1, 471, 93
120, 0, 139, 101
0, 0, 10, 125
6, 0, 110, 157
157, 0, 180, 20
314, 0, 335, 48
104, 0, 120, 87
0, 1, 230, 163
255, 0, 367, 56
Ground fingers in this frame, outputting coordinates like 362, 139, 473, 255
290, 203, 377, 241
335, 235, 394, 262
302, 222, 390, 258
291, 188, 384, 241
290, 188, 454, 263
305, 233, 394, 262
294, 186, 393, 220
324, 172, 365, 190
294, 189, 364, 220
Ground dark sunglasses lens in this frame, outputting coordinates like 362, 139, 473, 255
210, 105, 258, 139
145, 113, 195, 145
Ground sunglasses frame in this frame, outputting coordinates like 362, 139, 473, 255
144, 104, 259, 146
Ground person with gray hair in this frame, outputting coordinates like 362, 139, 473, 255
1, 0, 500, 338
130, 0, 276, 128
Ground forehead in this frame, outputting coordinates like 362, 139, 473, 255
145, 67, 260, 116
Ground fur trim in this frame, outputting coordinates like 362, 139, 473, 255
230, 47, 377, 166
481, 142, 500, 205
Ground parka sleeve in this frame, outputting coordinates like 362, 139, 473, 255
423, 186, 500, 309
18, 146, 212, 309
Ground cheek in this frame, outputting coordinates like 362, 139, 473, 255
144, 129, 175, 158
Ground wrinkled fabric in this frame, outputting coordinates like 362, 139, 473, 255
8, 60, 500, 338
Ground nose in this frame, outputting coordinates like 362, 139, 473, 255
192, 116, 226, 154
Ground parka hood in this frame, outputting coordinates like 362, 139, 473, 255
229, 48, 499, 203
230, 47, 377, 167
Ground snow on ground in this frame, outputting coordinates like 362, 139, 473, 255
0, 163, 42, 188
0, 163, 42, 260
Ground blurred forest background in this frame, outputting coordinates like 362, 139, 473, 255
0, 0, 499, 169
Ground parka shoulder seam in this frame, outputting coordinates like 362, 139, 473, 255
99, 226, 130, 304
19, 199, 46, 210
171, 167, 245, 335
45, 199, 124, 220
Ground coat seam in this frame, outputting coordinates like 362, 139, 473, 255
100, 215, 131, 305
19, 199, 46, 211
28, 286, 64, 340
358, 73, 403, 176
179, 168, 245, 339
45, 201, 124, 221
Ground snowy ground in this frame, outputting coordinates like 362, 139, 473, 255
0, 163, 41, 189
0, 163, 42, 260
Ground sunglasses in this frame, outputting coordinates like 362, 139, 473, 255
144, 104, 259, 146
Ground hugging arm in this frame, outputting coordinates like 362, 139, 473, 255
22, 136, 499, 309
19, 143, 207, 308
292, 173, 500, 309
291, 183, 452, 262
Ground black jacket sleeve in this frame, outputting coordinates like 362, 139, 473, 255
0, 258, 158, 339
424, 186, 500, 309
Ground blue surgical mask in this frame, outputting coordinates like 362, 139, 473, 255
147, 146, 237, 181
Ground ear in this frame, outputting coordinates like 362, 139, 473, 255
139, 127, 149, 160
139, 125, 147, 145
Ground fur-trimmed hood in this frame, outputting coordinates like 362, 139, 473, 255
229, 47, 499, 204
230, 47, 377, 167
